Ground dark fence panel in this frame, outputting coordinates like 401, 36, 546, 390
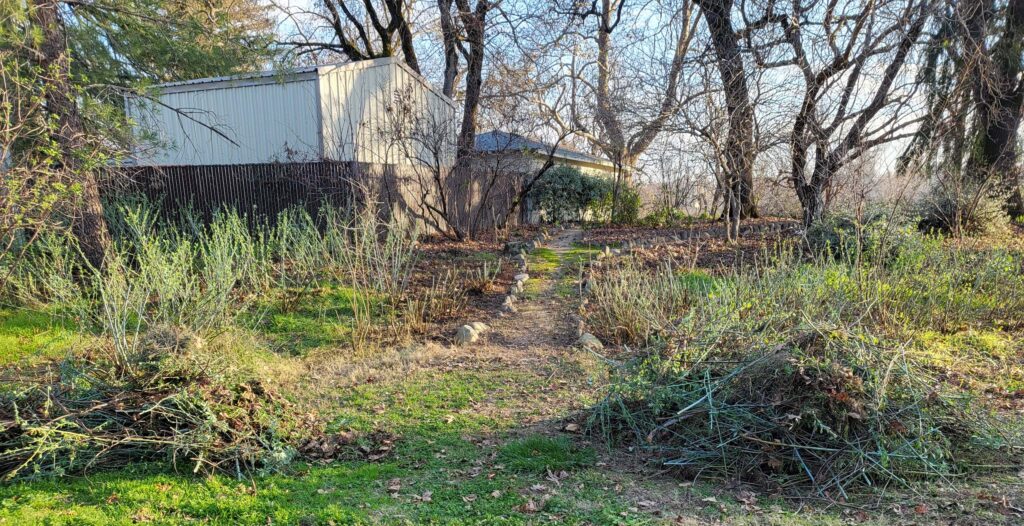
106, 161, 533, 234
108, 162, 360, 224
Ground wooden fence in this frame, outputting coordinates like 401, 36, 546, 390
108, 162, 364, 224
107, 160, 537, 232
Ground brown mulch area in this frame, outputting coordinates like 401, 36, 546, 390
409, 236, 516, 335
582, 218, 802, 273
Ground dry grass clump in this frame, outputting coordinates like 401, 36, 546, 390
587, 231, 1024, 494
592, 331, 1003, 495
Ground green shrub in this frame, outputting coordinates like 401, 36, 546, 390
593, 185, 641, 225
614, 187, 642, 224
528, 166, 643, 225
530, 165, 612, 223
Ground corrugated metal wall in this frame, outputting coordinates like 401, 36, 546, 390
318, 59, 457, 167
130, 75, 322, 165
130, 59, 456, 168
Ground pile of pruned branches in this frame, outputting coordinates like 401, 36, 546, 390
591, 331, 1015, 496
0, 326, 371, 481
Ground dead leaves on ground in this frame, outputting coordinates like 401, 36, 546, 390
297, 430, 396, 463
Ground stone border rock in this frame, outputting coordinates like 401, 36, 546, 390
455, 321, 491, 346
497, 228, 553, 316
569, 242, 627, 354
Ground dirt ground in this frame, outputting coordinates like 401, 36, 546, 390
393, 222, 1024, 525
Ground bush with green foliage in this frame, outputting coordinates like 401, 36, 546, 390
593, 184, 642, 224
528, 165, 644, 225
530, 166, 612, 223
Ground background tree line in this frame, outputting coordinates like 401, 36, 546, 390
5, 0, 1024, 260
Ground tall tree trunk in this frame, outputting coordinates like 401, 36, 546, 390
795, 175, 825, 227
31, 0, 110, 268
447, 0, 491, 239
453, 1, 489, 165
696, 0, 758, 219
969, 0, 1024, 215
438, 0, 460, 98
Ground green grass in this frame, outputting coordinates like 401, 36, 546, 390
524, 245, 605, 299
674, 269, 718, 292
331, 369, 516, 434
0, 308, 78, 366
498, 435, 594, 473
528, 248, 561, 274
0, 368, 643, 525
912, 329, 1024, 394
564, 243, 602, 265
0, 457, 648, 525
245, 285, 362, 354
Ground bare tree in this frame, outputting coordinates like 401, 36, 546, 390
574, 0, 699, 171
695, 0, 757, 223
746, 0, 934, 226
440, 0, 494, 165
520, 0, 700, 222
273, 0, 420, 72
370, 83, 566, 239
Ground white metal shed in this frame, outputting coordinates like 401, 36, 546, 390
127, 57, 456, 167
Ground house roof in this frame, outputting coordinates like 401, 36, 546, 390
474, 130, 613, 168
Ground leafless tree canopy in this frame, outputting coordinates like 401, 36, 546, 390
273, 0, 421, 72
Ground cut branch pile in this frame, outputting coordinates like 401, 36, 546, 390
591, 331, 1014, 496
0, 330, 373, 481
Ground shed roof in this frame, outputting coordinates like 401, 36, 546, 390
149, 57, 454, 107
474, 130, 613, 168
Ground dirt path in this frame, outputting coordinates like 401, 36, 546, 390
420, 228, 596, 427
482, 228, 582, 353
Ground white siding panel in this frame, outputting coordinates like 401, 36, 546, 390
129, 58, 454, 167
131, 78, 320, 165
319, 59, 456, 166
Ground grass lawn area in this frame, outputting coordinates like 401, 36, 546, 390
0, 308, 78, 366
245, 285, 362, 355
0, 369, 649, 525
